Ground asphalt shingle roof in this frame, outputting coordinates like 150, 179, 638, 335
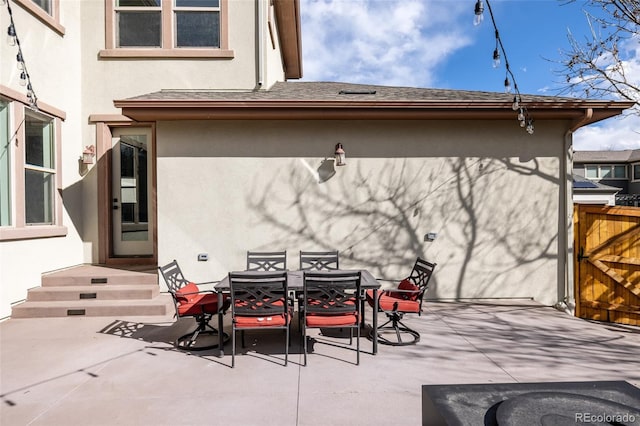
125, 81, 581, 103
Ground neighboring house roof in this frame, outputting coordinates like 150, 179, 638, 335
574, 150, 640, 163
572, 174, 621, 194
114, 81, 635, 126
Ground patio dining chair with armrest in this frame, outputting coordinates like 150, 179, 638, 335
366, 257, 436, 346
246, 250, 287, 271
158, 260, 230, 351
302, 271, 362, 365
228, 271, 293, 367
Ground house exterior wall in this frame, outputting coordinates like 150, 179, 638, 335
0, 0, 85, 319
155, 119, 567, 306
0, 0, 286, 319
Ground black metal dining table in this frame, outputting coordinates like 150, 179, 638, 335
214, 269, 381, 358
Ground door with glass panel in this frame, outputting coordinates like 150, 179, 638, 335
111, 128, 153, 256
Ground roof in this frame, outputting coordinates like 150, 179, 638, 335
574, 149, 640, 163
572, 174, 621, 193
114, 81, 635, 125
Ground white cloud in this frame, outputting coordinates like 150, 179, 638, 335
300, 0, 471, 87
574, 113, 640, 151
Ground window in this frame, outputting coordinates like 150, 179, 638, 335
24, 111, 55, 225
31, 0, 52, 15
0, 100, 10, 226
0, 88, 66, 241
584, 164, 627, 180
634, 164, 640, 181
102, 0, 231, 57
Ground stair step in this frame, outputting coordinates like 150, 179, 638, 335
26, 285, 160, 301
42, 265, 158, 287
11, 296, 173, 318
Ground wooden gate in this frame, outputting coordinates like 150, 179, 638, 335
574, 204, 640, 325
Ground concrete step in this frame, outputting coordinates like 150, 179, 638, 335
42, 265, 158, 287
26, 285, 160, 302
11, 295, 173, 318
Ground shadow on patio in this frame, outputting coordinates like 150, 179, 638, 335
1, 300, 639, 425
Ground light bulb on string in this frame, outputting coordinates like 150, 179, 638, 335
512, 96, 519, 111
474, 0, 484, 26
17, 52, 24, 70
526, 120, 534, 134
7, 24, 17, 46
19, 71, 27, 86
504, 77, 511, 93
492, 48, 500, 68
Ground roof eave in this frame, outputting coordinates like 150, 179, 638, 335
273, 0, 302, 79
113, 99, 633, 123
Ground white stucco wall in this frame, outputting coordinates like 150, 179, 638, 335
155, 119, 567, 306
0, 1, 86, 319
1, 0, 286, 318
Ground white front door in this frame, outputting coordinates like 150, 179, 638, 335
111, 128, 153, 256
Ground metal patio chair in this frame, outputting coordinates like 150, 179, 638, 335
158, 260, 230, 351
228, 271, 292, 367
366, 257, 436, 346
299, 250, 339, 271
302, 270, 362, 365
246, 250, 287, 271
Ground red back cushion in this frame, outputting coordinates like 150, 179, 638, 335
175, 282, 199, 304
389, 279, 420, 301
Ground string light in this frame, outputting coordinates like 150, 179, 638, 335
473, 0, 533, 134
3, 0, 38, 110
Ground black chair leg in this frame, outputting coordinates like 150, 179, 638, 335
368, 312, 420, 346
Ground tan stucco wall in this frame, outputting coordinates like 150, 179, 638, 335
79, 0, 287, 262
156, 119, 567, 306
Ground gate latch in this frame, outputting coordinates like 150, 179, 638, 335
577, 247, 589, 262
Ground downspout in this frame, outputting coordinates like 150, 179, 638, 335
556, 107, 593, 315
256, 0, 265, 89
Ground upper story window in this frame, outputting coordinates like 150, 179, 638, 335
585, 164, 627, 180
101, 0, 232, 58
31, 0, 52, 15
633, 164, 640, 181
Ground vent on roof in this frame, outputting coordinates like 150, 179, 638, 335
338, 90, 376, 95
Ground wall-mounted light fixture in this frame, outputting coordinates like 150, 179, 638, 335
334, 143, 346, 166
82, 145, 95, 165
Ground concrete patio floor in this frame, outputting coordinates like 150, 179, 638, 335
1, 299, 639, 426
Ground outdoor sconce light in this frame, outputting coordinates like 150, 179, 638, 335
82, 145, 95, 165
334, 143, 346, 166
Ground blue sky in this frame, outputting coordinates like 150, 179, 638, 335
299, 0, 640, 150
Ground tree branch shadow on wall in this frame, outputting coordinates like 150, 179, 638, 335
248, 157, 560, 299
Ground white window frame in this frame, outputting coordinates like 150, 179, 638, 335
584, 164, 628, 180
0, 87, 66, 241
633, 163, 640, 182
100, 0, 233, 58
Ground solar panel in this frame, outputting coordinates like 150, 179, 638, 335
573, 181, 598, 189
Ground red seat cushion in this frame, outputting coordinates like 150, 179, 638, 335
366, 288, 420, 313
306, 312, 358, 327
175, 283, 229, 316
234, 311, 292, 328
